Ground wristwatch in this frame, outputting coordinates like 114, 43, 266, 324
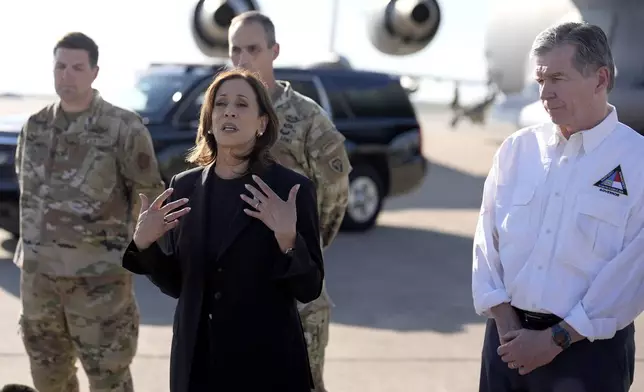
550, 324, 571, 350
284, 247, 295, 257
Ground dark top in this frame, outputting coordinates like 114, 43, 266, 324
205, 172, 250, 260
121, 163, 323, 392
192, 172, 249, 387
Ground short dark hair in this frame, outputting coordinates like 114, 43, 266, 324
53, 32, 99, 67
531, 22, 615, 92
185, 68, 278, 173
230, 11, 276, 47
1, 384, 38, 392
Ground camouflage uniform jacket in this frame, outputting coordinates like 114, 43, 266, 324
270, 81, 351, 310
13, 89, 165, 277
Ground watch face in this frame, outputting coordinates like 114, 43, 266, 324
554, 330, 566, 345
552, 326, 570, 348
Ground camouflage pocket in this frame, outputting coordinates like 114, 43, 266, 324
69, 148, 117, 202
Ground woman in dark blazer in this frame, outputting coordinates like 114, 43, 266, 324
121, 68, 324, 392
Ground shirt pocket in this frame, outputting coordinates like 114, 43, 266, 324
496, 184, 538, 242
574, 193, 628, 262
69, 147, 118, 202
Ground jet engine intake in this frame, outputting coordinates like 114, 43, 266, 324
367, 0, 441, 56
191, 0, 260, 59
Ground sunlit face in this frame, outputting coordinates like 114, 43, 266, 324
211, 78, 267, 149
228, 21, 278, 82
534, 44, 608, 130
53, 48, 98, 102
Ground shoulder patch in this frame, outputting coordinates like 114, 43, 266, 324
329, 157, 344, 173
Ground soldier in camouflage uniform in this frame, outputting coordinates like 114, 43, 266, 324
228, 12, 351, 392
13, 33, 165, 392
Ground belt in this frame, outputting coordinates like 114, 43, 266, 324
513, 307, 562, 330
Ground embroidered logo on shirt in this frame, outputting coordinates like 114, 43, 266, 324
594, 165, 628, 196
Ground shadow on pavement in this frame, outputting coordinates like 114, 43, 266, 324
325, 224, 482, 333
384, 162, 486, 211
0, 224, 482, 333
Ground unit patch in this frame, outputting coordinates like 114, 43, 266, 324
593, 165, 628, 197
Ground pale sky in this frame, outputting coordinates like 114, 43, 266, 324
0, 0, 489, 103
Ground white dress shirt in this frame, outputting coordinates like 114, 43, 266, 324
472, 105, 644, 341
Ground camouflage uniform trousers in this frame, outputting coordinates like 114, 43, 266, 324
299, 298, 331, 392
18, 270, 139, 392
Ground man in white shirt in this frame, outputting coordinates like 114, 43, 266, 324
472, 21, 644, 392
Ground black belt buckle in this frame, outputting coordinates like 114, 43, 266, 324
521, 312, 543, 329
524, 312, 544, 321
515, 308, 560, 330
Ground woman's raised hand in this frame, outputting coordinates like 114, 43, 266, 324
241, 175, 298, 241
133, 188, 190, 250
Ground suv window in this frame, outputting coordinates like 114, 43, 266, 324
109, 73, 193, 116
325, 75, 416, 118
325, 89, 351, 120
346, 79, 415, 118
178, 82, 209, 124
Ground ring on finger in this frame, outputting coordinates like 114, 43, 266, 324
254, 199, 261, 209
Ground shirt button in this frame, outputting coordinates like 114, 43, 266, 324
214, 292, 222, 300
545, 229, 551, 234
554, 192, 560, 197
208, 313, 212, 320
217, 267, 223, 273
538, 266, 543, 270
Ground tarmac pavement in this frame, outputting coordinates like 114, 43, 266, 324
0, 100, 642, 391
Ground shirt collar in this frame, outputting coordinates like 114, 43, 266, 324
50, 89, 104, 129
546, 127, 566, 147
546, 104, 618, 153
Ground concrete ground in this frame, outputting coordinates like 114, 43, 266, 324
0, 99, 642, 391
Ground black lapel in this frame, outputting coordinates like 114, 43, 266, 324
185, 164, 212, 267
216, 164, 278, 261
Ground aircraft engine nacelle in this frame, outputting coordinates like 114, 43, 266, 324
367, 0, 441, 56
191, 0, 260, 59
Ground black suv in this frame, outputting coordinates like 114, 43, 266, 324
0, 63, 427, 236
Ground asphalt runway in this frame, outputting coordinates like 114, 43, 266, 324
0, 98, 642, 391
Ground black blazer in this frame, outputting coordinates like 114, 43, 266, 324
122, 162, 324, 392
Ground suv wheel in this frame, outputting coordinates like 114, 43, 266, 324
341, 164, 384, 232
0, 200, 20, 239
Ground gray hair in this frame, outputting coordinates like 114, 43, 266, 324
230, 11, 276, 47
530, 22, 615, 92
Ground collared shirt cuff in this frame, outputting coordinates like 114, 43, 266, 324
564, 302, 616, 342
474, 289, 511, 317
